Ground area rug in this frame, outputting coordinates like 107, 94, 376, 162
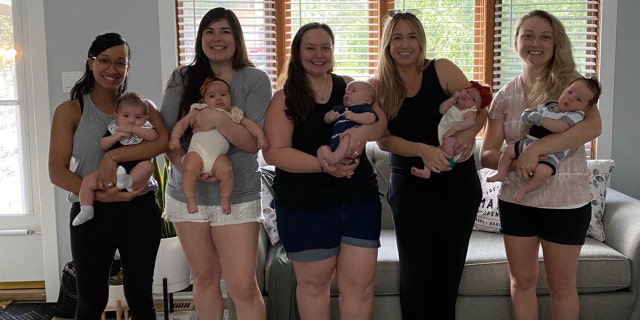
0, 302, 56, 320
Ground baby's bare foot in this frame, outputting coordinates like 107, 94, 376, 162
186, 197, 198, 213
486, 173, 506, 183
512, 190, 526, 203
221, 197, 231, 215
410, 166, 431, 179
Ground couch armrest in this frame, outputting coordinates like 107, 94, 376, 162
602, 188, 640, 318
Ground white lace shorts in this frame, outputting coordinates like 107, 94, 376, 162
163, 194, 263, 227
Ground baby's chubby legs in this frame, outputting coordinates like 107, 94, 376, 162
181, 152, 205, 214
317, 135, 350, 167
486, 143, 517, 183
210, 155, 233, 215
513, 164, 553, 203
75, 172, 99, 226
181, 152, 234, 215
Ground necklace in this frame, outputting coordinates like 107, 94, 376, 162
316, 75, 331, 101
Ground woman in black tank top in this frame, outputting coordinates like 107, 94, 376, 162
372, 13, 487, 319
263, 23, 387, 319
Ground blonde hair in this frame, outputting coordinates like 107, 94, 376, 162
514, 10, 580, 106
374, 13, 427, 120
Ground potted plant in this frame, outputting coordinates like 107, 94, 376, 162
151, 157, 191, 316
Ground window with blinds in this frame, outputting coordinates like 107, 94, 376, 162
283, 1, 381, 81
175, 0, 600, 156
492, 1, 600, 90
175, 0, 277, 82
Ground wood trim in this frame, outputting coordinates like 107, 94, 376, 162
0, 281, 45, 290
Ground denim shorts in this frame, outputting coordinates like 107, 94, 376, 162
163, 194, 263, 227
275, 194, 382, 261
499, 199, 591, 245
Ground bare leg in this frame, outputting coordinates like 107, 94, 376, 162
541, 240, 582, 320
182, 152, 204, 213
487, 143, 517, 183
75, 172, 98, 226
292, 257, 336, 319
336, 244, 377, 320
211, 155, 233, 215
440, 136, 457, 158
504, 235, 541, 320
213, 222, 266, 320
317, 135, 351, 166
174, 222, 225, 320
513, 164, 553, 203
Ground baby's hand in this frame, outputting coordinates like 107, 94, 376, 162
343, 109, 355, 120
169, 138, 181, 150
258, 136, 269, 150
325, 110, 340, 123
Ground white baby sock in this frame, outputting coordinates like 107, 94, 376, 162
73, 206, 94, 226
116, 166, 133, 191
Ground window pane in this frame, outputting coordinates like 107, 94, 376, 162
0, 104, 26, 215
400, 0, 487, 82
1, 1, 26, 215
286, 0, 380, 80
493, 1, 599, 89
176, 0, 277, 84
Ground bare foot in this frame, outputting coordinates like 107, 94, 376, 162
186, 197, 198, 213
410, 166, 431, 179
221, 197, 231, 215
486, 172, 506, 183
512, 189, 527, 203
317, 146, 338, 166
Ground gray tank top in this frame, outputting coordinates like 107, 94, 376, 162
71, 93, 113, 179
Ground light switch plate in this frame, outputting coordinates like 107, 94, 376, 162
62, 71, 83, 93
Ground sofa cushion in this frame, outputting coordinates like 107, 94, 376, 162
460, 231, 630, 296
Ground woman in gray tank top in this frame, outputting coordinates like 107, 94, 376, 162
49, 32, 169, 319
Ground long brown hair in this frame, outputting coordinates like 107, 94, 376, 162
279, 22, 335, 125
177, 8, 255, 120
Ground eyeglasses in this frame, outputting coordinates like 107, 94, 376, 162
387, 9, 420, 17
91, 56, 129, 71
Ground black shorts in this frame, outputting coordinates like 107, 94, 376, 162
499, 199, 591, 245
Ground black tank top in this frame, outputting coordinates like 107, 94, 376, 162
273, 74, 379, 210
388, 60, 477, 176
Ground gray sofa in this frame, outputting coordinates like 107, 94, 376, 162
251, 142, 640, 320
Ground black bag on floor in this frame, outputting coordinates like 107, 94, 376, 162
55, 261, 77, 318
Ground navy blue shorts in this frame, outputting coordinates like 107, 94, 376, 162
499, 199, 591, 245
275, 194, 382, 261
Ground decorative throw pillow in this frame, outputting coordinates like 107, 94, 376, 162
586, 159, 615, 242
260, 166, 280, 246
473, 160, 616, 241
474, 168, 502, 233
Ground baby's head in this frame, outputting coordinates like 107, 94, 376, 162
557, 77, 601, 112
456, 81, 492, 109
200, 77, 232, 111
343, 80, 376, 107
115, 92, 148, 127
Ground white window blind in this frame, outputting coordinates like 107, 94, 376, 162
397, 0, 488, 82
493, 1, 600, 89
285, 0, 381, 81
176, 0, 277, 83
